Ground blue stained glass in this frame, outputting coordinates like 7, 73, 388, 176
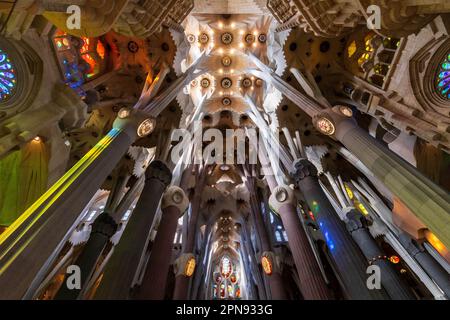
437, 53, 450, 100
0, 48, 16, 101
439, 71, 449, 79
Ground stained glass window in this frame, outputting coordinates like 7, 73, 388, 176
0, 48, 17, 101
437, 53, 450, 99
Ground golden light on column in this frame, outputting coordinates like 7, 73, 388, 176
425, 230, 449, 261
261, 255, 273, 275
184, 257, 196, 277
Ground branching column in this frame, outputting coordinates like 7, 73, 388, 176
173, 168, 206, 299
246, 175, 288, 300
137, 186, 189, 299
0, 111, 151, 299
325, 111, 450, 249
94, 160, 172, 299
346, 211, 415, 300
292, 159, 387, 300
269, 185, 333, 300
399, 234, 450, 298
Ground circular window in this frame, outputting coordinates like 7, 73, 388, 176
0, 48, 17, 101
436, 52, 450, 99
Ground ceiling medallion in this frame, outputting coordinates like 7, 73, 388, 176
222, 97, 232, 106
187, 34, 196, 43
221, 32, 233, 45
245, 34, 255, 44
199, 33, 209, 44
255, 78, 263, 87
127, 41, 139, 53
200, 78, 210, 88
221, 56, 232, 67
315, 117, 336, 136
258, 33, 267, 43
242, 78, 252, 88
221, 77, 232, 89
137, 118, 156, 137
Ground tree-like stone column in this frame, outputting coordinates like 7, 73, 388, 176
269, 185, 333, 300
172, 169, 206, 300
0, 110, 153, 299
291, 159, 387, 300
94, 160, 172, 299
54, 212, 118, 300
346, 210, 415, 300
314, 107, 450, 249
399, 234, 450, 298
137, 186, 189, 299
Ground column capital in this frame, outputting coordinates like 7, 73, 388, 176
291, 158, 318, 183
174, 253, 196, 277
269, 184, 296, 213
91, 212, 118, 238
345, 210, 369, 233
146, 160, 172, 186
162, 186, 189, 213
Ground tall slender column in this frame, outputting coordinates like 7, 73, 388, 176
137, 186, 189, 299
234, 224, 258, 299
246, 176, 288, 300
190, 222, 212, 299
250, 52, 450, 248
292, 159, 388, 299
54, 171, 130, 300
346, 211, 415, 300
241, 221, 267, 300
54, 212, 118, 300
322, 109, 450, 249
0, 110, 152, 299
269, 185, 333, 300
94, 160, 172, 299
399, 234, 450, 298
173, 168, 206, 299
